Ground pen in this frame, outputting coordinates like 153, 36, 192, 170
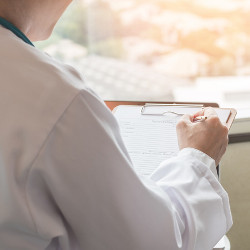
194, 116, 207, 122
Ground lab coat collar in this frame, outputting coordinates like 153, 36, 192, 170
0, 16, 34, 47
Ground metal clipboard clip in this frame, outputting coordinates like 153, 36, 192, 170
141, 103, 204, 116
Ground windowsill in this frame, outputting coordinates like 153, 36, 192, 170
229, 108, 250, 143
235, 108, 250, 120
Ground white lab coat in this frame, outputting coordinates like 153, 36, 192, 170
0, 26, 232, 250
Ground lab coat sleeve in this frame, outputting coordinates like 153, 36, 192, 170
26, 89, 232, 250
150, 148, 232, 250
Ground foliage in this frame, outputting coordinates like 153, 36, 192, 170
89, 38, 124, 58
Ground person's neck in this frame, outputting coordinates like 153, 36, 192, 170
0, 10, 32, 39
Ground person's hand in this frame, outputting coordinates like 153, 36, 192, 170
176, 107, 229, 166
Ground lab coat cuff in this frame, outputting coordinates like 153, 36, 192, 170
178, 148, 218, 178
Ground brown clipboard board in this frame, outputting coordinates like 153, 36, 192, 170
224, 108, 237, 130
105, 101, 237, 130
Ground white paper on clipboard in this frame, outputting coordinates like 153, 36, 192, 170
114, 105, 231, 177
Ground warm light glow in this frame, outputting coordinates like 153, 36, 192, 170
37, 0, 250, 107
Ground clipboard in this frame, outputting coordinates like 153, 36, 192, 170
109, 101, 237, 178
105, 101, 237, 129
105, 100, 219, 110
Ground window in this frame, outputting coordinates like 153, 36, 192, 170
37, 0, 250, 109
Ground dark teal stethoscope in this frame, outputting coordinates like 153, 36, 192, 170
0, 17, 34, 47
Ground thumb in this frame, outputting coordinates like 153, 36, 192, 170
193, 109, 205, 119
203, 107, 218, 117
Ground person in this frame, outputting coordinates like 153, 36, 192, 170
0, 0, 232, 250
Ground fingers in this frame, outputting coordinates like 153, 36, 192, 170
180, 107, 225, 127
203, 107, 218, 117
193, 109, 204, 118
179, 108, 216, 126
193, 107, 219, 125
176, 107, 229, 165
203, 108, 228, 131
193, 107, 217, 117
